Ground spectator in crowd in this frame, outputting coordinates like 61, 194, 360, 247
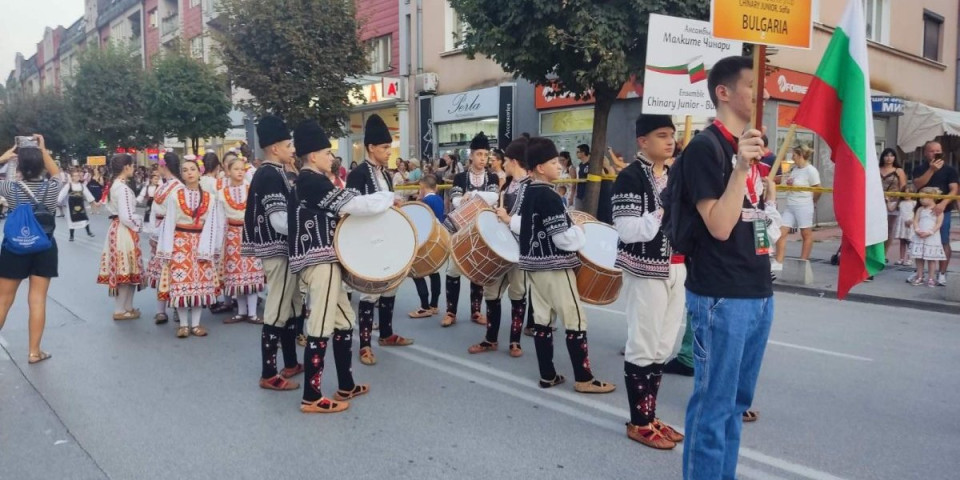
407, 158, 423, 184
773, 144, 821, 269
557, 151, 575, 207
879, 148, 907, 260
490, 149, 507, 189
574, 144, 591, 210
911, 140, 958, 286
0, 135, 63, 364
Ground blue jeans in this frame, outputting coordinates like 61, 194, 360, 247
939, 211, 952, 245
682, 292, 774, 480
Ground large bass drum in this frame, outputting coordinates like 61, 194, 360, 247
576, 221, 623, 305
334, 207, 417, 294
450, 209, 519, 286
400, 201, 451, 278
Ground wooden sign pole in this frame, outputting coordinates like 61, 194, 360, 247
682, 115, 694, 148
750, 44, 767, 132
768, 123, 797, 181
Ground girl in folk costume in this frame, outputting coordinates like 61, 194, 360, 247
145, 153, 183, 324
58, 170, 97, 241
96, 154, 146, 321
219, 154, 265, 324
441, 131, 500, 328
156, 157, 224, 338
289, 120, 394, 413
137, 170, 162, 223
199, 152, 234, 314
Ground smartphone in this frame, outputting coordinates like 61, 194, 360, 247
15, 136, 38, 148
934, 153, 944, 161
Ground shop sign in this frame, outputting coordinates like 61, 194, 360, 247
711, 0, 813, 49
419, 96, 434, 159
643, 14, 743, 116
871, 96, 904, 116
498, 85, 514, 148
764, 68, 812, 103
351, 77, 401, 106
433, 86, 500, 123
534, 77, 644, 110
381, 77, 401, 99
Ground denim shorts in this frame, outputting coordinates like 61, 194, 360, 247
940, 211, 953, 245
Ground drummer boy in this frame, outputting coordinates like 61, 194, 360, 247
518, 137, 615, 394
408, 174, 445, 318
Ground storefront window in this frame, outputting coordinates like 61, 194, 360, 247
436, 119, 499, 147
539, 108, 593, 156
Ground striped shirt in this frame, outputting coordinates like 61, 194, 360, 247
0, 178, 63, 213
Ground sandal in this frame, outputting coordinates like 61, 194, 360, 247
653, 419, 684, 443
190, 326, 208, 337
113, 311, 139, 321
126, 309, 141, 319
742, 410, 759, 423
471, 312, 487, 326
246, 316, 263, 325
467, 341, 497, 354
574, 378, 616, 394
224, 315, 246, 324
176, 326, 189, 338
626, 423, 676, 450
441, 313, 456, 328
281, 364, 304, 378
429, 307, 439, 315
28, 351, 52, 364
334, 384, 370, 401
210, 302, 233, 314
300, 397, 349, 414
154, 313, 169, 325
259, 375, 299, 391
358, 346, 377, 366
539, 375, 566, 389
408, 308, 433, 318
509, 343, 523, 358
378, 334, 413, 346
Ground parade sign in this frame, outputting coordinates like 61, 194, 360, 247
86, 156, 106, 166
711, 0, 813, 49
642, 14, 743, 116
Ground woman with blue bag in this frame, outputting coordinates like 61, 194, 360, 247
0, 134, 62, 364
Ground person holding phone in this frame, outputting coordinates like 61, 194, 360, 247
912, 140, 959, 286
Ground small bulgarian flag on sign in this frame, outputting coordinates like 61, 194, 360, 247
647, 57, 707, 84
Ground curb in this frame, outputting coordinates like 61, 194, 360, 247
773, 283, 960, 314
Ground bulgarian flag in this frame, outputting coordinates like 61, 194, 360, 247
646, 57, 708, 84
794, 0, 887, 299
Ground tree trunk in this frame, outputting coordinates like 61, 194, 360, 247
582, 87, 616, 217
191, 138, 200, 155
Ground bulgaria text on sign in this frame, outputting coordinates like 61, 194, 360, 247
642, 14, 743, 116
711, 0, 813, 49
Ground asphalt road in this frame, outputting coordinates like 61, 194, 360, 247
1, 213, 958, 480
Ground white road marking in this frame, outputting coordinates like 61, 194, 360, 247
388, 344, 851, 480
584, 305, 873, 362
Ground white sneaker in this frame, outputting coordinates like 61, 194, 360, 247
938, 273, 947, 286
906, 273, 919, 284
770, 260, 783, 272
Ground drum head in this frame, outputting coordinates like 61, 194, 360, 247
336, 208, 417, 279
476, 210, 519, 263
580, 221, 619, 269
400, 202, 435, 247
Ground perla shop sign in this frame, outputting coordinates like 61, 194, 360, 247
433, 86, 500, 123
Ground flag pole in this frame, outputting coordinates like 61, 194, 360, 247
682, 115, 693, 148
750, 45, 767, 133
768, 123, 797, 180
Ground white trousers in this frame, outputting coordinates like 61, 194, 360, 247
623, 264, 687, 367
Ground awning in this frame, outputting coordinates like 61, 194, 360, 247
897, 101, 960, 151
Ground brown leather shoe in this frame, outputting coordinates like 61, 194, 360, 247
441, 313, 456, 327
626, 423, 676, 450
574, 378, 616, 394
467, 341, 497, 354
471, 312, 487, 325
259, 375, 299, 391
508, 343, 523, 358
653, 419, 684, 443
280, 364, 303, 378
334, 384, 370, 401
300, 397, 349, 413
358, 346, 377, 365
379, 334, 413, 346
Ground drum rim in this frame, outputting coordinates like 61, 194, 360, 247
334, 206, 418, 282
450, 209, 515, 284
473, 209, 520, 261
578, 220, 622, 274
400, 200, 439, 247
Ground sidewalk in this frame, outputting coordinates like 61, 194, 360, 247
773, 225, 960, 314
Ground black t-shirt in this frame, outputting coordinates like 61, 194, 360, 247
577, 162, 590, 200
682, 125, 772, 299
912, 162, 959, 212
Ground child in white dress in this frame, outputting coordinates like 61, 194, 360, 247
910, 187, 946, 287
894, 184, 916, 266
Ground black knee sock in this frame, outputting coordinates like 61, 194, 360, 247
85, 225, 92, 235
280, 320, 300, 369
358, 301, 375, 348
509, 299, 525, 344
525, 295, 535, 329
533, 325, 557, 380
624, 361, 657, 426
303, 336, 328, 402
413, 277, 430, 310
378, 296, 396, 338
565, 330, 594, 383
429, 273, 441, 308
69, 229, 75, 240
469, 283, 483, 316
649, 363, 664, 418
260, 325, 282, 379
446, 276, 461, 314
294, 313, 305, 334
332, 329, 355, 391
484, 299, 502, 343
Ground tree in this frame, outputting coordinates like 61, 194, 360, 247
67, 44, 151, 150
450, 0, 709, 216
0, 90, 78, 159
146, 53, 232, 154
213, 0, 369, 133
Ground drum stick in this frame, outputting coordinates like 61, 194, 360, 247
499, 191, 505, 209
768, 124, 796, 181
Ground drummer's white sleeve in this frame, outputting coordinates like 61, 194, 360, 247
475, 191, 499, 206
613, 210, 662, 244
340, 191, 394, 216
269, 211, 288, 236
552, 225, 586, 252
509, 215, 521, 235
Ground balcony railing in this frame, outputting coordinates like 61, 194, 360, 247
160, 15, 180, 37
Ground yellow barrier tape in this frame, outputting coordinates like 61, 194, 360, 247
777, 185, 960, 201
